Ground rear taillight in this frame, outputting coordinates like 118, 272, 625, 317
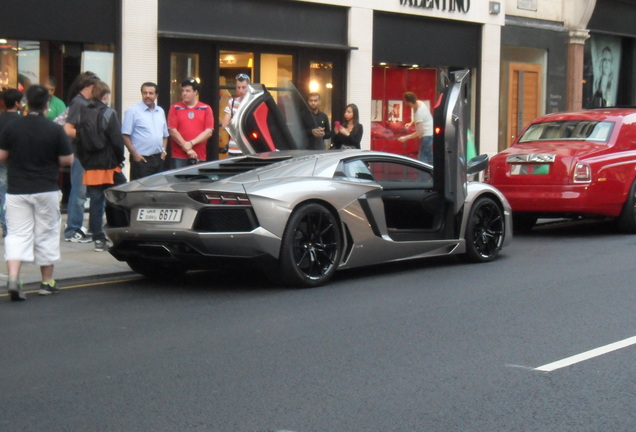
573, 163, 592, 183
189, 192, 251, 205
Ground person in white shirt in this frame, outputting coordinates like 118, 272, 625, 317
221, 73, 250, 157
398, 91, 434, 165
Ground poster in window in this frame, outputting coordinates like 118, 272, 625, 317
388, 100, 402, 122
590, 35, 621, 107
371, 100, 382, 122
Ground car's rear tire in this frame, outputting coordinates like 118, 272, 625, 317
616, 179, 636, 233
462, 197, 505, 263
126, 259, 187, 280
279, 203, 342, 288
512, 214, 538, 233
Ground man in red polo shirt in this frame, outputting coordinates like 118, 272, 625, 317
167, 77, 214, 169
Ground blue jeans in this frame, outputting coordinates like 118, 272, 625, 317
419, 135, 434, 165
87, 184, 107, 242
64, 158, 87, 237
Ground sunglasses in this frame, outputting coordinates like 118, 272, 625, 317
236, 73, 250, 80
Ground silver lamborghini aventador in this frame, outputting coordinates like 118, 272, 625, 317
104, 70, 512, 287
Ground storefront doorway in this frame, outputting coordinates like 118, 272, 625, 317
159, 38, 345, 160
506, 63, 542, 149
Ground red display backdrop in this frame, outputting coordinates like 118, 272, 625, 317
371, 67, 437, 159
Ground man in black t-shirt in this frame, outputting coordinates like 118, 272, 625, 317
307, 92, 331, 149
0, 85, 74, 301
0, 88, 23, 237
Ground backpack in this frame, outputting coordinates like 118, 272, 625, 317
76, 103, 112, 152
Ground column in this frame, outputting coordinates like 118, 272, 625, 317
347, 7, 373, 150
566, 29, 590, 111
563, 0, 596, 111
479, 23, 501, 157
121, 0, 159, 111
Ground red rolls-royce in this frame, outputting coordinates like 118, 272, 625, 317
486, 108, 636, 232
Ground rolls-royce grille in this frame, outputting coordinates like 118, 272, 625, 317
193, 208, 259, 232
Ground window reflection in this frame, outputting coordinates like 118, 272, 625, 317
309, 60, 332, 121
170, 52, 199, 104
0, 40, 40, 91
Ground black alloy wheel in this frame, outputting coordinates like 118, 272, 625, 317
462, 196, 505, 262
279, 203, 342, 288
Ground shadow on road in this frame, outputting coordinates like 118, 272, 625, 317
517, 218, 622, 238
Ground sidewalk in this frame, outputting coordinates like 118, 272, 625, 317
0, 213, 136, 291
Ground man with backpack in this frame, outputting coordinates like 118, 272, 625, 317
75, 81, 126, 252
63, 71, 100, 243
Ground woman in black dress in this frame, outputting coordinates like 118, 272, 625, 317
332, 103, 363, 149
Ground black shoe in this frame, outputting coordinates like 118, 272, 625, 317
7, 280, 26, 301
65, 229, 92, 243
94, 239, 107, 252
38, 280, 60, 296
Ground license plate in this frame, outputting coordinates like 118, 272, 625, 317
510, 164, 550, 175
137, 208, 183, 222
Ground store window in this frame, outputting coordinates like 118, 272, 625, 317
260, 53, 292, 104
309, 60, 333, 122
0, 40, 40, 91
217, 51, 298, 157
371, 65, 437, 159
170, 52, 200, 105
218, 50, 253, 157
583, 34, 622, 108
261, 53, 292, 88
0, 38, 114, 103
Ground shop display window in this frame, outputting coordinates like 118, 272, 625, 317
0, 38, 114, 104
260, 53, 293, 108
309, 60, 333, 123
218, 50, 254, 158
170, 52, 201, 105
371, 65, 436, 159
0, 40, 40, 91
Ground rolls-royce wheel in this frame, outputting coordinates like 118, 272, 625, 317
616, 179, 636, 233
462, 197, 505, 263
279, 203, 342, 288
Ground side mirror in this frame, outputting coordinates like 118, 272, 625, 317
467, 154, 489, 175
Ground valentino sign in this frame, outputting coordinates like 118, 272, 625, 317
399, 0, 471, 13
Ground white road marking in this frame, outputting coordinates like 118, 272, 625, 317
535, 335, 636, 372
505, 364, 536, 371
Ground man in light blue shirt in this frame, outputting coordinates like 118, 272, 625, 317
122, 82, 169, 180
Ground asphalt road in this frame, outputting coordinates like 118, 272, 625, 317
2, 219, 636, 431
